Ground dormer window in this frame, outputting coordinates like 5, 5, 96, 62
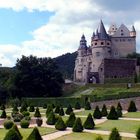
101, 42, 104, 45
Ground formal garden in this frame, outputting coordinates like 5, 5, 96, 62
0, 99, 140, 140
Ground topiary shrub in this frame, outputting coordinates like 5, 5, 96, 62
59, 108, 65, 116
3, 120, 14, 129
55, 105, 60, 114
117, 108, 122, 117
46, 105, 53, 117
83, 113, 95, 129
0, 104, 6, 110
43, 103, 47, 109
26, 127, 42, 140
20, 103, 27, 113
136, 127, 140, 139
66, 112, 76, 127
72, 117, 83, 132
55, 116, 66, 131
12, 106, 19, 112
1, 109, 7, 118
101, 104, 108, 117
107, 106, 118, 120
3, 128, 22, 140
20, 119, 30, 128
12, 124, 23, 140
109, 127, 121, 140
85, 101, 91, 110
12, 112, 24, 122
65, 104, 73, 115
34, 107, 41, 117
22, 111, 30, 117
117, 102, 122, 111
95, 135, 103, 140
127, 101, 137, 112
75, 102, 81, 110
29, 106, 35, 112
46, 111, 56, 125
36, 118, 43, 127
93, 106, 102, 119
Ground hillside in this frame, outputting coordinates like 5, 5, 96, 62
54, 52, 77, 79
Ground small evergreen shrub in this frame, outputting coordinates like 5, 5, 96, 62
20, 104, 27, 113
3, 128, 21, 140
55, 116, 66, 130
117, 102, 122, 111
136, 127, 140, 139
29, 106, 35, 112
72, 117, 83, 132
127, 101, 137, 112
20, 120, 30, 128
55, 105, 60, 114
109, 127, 121, 140
46, 105, 53, 117
75, 102, 81, 110
3, 120, 14, 129
95, 135, 103, 140
65, 104, 73, 115
12, 106, 19, 112
46, 111, 56, 125
59, 108, 65, 116
83, 113, 95, 129
85, 101, 91, 110
1, 109, 7, 118
93, 106, 102, 119
26, 127, 42, 140
0, 104, 6, 110
12, 112, 24, 122
36, 118, 43, 127
22, 111, 30, 117
34, 107, 41, 117
117, 108, 122, 117
12, 124, 23, 140
43, 103, 47, 109
101, 104, 108, 116
107, 106, 118, 120
66, 112, 76, 127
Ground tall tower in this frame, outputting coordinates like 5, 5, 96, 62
130, 25, 136, 37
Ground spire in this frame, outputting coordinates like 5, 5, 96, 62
97, 20, 109, 40
131, 25, 136, 32
79, 34, 87, 49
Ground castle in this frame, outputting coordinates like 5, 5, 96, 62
74, 20, 137, 84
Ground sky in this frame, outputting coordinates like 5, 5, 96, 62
0, 0, 140, 67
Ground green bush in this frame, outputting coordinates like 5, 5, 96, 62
85, 101, 91, 110
34, 107, 41, 117
3, 120, 14, 129
22, 111, 30, 117
29, 106, 35, 112
93, 106, 102, 119
127, 101, 137, 112
95, 135, 103, 140
12, 124, 23, 140
20, 104, 27, 113
75, 102, 81, 110
66, 112, 76, 127
65, 104, 73, 115
83, 113, 95, 129
1, 109, 7, 118
12, 106, 19, 112
43, 103, 47, 109
3, 128, 22, 140
109, 127, 121, 140
117, 102, 122, 110
0, 104, 5, 110
136, 127, 140, 139
59, 108, 65, 116
26, 127, 42, 140
72, 117, 83, 132
55, 116, 66, 131
117, 108, 122, 117
107, 106, 118, 120
55, 105, 60, 114
36, 118, 43, 127
101, 104, 108, 116
20, 119, 30, 128
46, 105, 53, 117
46, 111, 56, 125
12, 112, 24, 122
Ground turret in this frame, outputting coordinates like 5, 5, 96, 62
108, 23, 117, 35
130, 25, 136, 37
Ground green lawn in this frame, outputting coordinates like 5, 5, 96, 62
55, 132, 136, 140
96, 120, 140, 133
124, 112, 140, 118
0, 127, 57, 140
75, 110, 94, 116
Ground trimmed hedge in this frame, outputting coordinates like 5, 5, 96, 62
55, 116, 66, 131
3, 120, 14, 129
20, 120, 30, 128
72, 117, 83, 132
109, 127, 121, 140
66, 112, 76, 127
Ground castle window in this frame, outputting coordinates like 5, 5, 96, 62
107, 42, 110, 45
121, 33, 124, 36
96, 52, 100, 57
128, 39, 131, 41
112, 28, 114, 30
101, 42, 104, 45
95, 42, 97, 45
123, 39, 125, 42
115, 39, 118, 42
121, 29, 123, 32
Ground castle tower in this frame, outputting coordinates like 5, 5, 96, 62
130, 25, 136, 37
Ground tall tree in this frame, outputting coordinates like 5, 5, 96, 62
14, 55, 64, 98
